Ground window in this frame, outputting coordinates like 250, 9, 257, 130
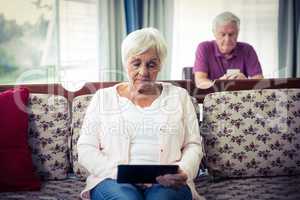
0, 0, 99, 90
0, 0, 57, 84
59, 0, 99, 90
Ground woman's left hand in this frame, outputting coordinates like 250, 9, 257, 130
156, 169, 188, 189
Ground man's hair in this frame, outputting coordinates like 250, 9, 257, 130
121, 27, 167, 66
212, 11, 240, 33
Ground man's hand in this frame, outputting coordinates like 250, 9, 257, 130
197, 80, 215, 89
227, 72, 247, 79
219, 74, 228, 79
220, 72, 247, 80
156, 169, 188, 189
195, 71, 215, 89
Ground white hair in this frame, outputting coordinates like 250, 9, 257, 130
212, 11, 240, 33
121, 27, 167, 66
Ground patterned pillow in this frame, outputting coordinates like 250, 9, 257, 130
28, 94, 71, 180
201, 89, 300, 178
71, 95, 93, 180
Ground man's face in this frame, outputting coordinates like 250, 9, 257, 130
214, 22, 239, 55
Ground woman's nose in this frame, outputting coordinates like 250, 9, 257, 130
138, 65, 149, 75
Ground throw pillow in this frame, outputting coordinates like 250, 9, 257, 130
0, 88, 41, 192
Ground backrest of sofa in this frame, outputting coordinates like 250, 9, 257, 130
71, 94, 93, 180
201, 89, 300, 178
28, 93, 71, 180
2, 79, 299, 180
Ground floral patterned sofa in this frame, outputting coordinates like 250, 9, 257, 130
0, 93, 85, 200
1, 85, 300, 200
199, 89, 300, 200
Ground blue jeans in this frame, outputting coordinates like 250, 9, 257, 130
90, 179, 192, 200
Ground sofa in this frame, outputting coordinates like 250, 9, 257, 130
0, 79, 300, 200
198, 88, 300, 200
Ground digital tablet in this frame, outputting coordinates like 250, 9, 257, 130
117, 164, 179, 184
227, 69, 240, 77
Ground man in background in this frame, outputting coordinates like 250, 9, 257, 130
193, 11, 263, 89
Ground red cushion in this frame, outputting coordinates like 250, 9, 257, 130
0, 88, 41, 192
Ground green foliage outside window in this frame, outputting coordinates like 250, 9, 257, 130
0, 0, 57, 85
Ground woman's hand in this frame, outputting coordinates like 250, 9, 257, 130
135, 183, 152, 189
156, 169, 188, 189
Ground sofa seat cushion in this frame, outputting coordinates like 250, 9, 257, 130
195, 175, 300, 200
202, 89, 300, 178
0, 179, 85, 200
28, 94, 71, 180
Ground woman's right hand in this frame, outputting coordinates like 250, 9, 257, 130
156, 169, 188, 189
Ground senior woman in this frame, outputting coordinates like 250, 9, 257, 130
193, 11, 264, 89
77, 27, 203, 200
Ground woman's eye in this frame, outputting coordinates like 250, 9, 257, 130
147, 62, 157, 68
132, 62, 140, 67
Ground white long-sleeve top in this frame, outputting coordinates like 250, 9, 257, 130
118, 94, 161, 164
77, 82, 204, 200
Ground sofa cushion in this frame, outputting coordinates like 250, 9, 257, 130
71, 95, 93, 180
195, 175, 300, 200
0, 88, 41, 191
201, 89, 300, 178
28, 94, 71, 180
0, 178, 85, 200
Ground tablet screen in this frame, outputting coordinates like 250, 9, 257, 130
117, 164, 179, 184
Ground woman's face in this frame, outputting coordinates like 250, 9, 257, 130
214, 22, 239, 55
126, 48, 161, 93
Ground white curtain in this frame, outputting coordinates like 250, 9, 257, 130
142, 0, 174, 80
58, 0, 126, 91
172, 0, 279, 79
98, 0, 126, 81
